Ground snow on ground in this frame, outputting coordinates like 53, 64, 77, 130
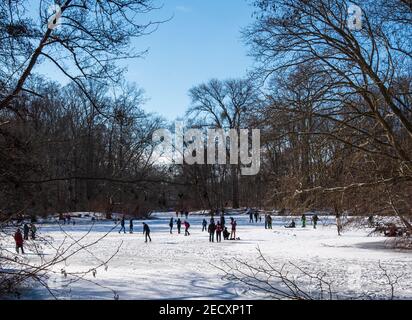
3, 213, 412, 300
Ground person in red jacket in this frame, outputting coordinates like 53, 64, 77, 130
14, 228, 24, 254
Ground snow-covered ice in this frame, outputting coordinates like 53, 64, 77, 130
3, 213, 411, 300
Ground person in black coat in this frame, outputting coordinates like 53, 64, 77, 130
312, 215, 319, 229
176, 218, 182, 234
220, 214, 225, 228
169, 217, 174, 234
285, 219, 296, 229
30, 223, 37, 240
249, 210, 254, 223
223, 227, 230, 240
23, 223, 30, 240
202, 219, 207, 232
208, 222, 216, 243
119, 216, 126, 234
142, 223, 152, 243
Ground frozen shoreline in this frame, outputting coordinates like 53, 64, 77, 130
2, 213, 411, 300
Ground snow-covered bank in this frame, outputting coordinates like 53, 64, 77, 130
2, 213, 411, 300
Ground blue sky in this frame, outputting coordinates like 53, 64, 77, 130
120, 0, 255, 120
33, 0, 256, 120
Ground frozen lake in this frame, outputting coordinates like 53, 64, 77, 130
3, 213, 412, 300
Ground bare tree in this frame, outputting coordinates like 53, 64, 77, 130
187, 79, 259, 209
0, 0, 163, 112
0, 219, 123, 299
215, 248, 409, 300
243, 0, 412, 228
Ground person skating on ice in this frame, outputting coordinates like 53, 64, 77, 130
176, 218, 182, 234
312, 214, 319, 229
202, 219, 207, 232
301, 214, 307, 228
208, 220, 216, 242
230, 217, 237, 240
169, 217, 174, 234
267, 215, 273, 229
249, 209, 254, 223
184, 220, 191, 236
119, 216, 126, 234
142, 223, 152, 243
23, 223, 30, 240
30, 223, 37, 240
220, 214, 225, 228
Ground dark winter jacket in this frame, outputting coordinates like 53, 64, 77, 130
143, 224, 150, 234
208, 223, 216, 233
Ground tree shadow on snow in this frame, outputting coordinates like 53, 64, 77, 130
353, 240, 408, 252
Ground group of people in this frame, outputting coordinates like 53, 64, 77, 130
119, 210, 327, 244
117, 215, 193, 243
169, 217, 191, 236
117, 213, 240, 244
117, 217, 154, 243
13, 223, 37, 254
202, 216, 238, 243
117, 216, 158, 242
248, 209, 262, 223
285, 214, 320, 229
249, 209, 321, 230
118, 216, 133, 234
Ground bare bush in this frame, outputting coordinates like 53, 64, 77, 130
0, 220, 122, 299
215, 248, 409, 300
